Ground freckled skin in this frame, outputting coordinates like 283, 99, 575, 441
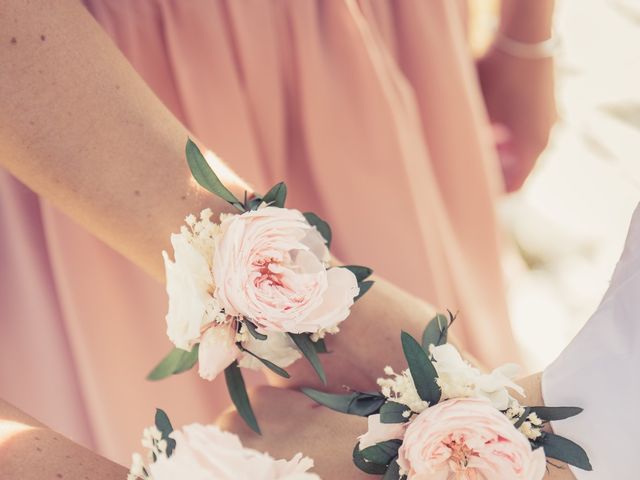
0, 399, 127, 480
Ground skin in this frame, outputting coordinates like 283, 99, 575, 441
0, 0, 560, 477
0, 399, 128, 479
478, 0, 557, 192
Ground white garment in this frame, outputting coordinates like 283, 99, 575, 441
543, 202, 640, 478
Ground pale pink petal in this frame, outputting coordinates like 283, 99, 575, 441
358, 414, 406, 449
198, 325, 239, 381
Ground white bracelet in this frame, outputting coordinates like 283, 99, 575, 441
494, 32, 559, 59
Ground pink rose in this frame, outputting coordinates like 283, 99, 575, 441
213, 206, 359, 333
147, 424, 319, 480
397, 398, 546, 480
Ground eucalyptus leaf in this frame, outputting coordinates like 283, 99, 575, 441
224, 361, 261, 434
185, 138, 243, 210
401, 331, 441, 405
246, 196, 264, 211
303, 212, 332, 248
383, 457, 402, 480
238, 345, 290, 378
289, 333, 326, 385
313, 338, 329, 354
261, 182, 287, 208
360, 440, 402, 466
302, 389, 385, 417
529, 406, 583, 421
147, 346, 199, 381
355, 280, 374, 301
541, 432, 592, 471
353, 443, 389, 475
421, 313, 450, 350
512, 407, 531, 429
244, 319, 267, 341
379, 401, 411, 424
154, 408, 177, 456
341, 265, 373, 283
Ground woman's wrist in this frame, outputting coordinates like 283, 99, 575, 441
499, 0, 555, 43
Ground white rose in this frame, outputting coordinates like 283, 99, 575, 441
162, 232, 218, 350
431, 344, 523, 410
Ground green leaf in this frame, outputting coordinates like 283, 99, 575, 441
353, 443, 388, 475
379, 401, 411, 424
512, 407, 531, 429
529, 406, 583, 421
341, 265, 373, 283
302, 389, 386, 417
383, 457, 402, 480
401, 331, 441, 405
261, 182, 287, 208
238, 345, 290, 378
360, 440, 402, 465
147, 346, 199, 381
289, 333, 326, 385
154, 408, 173, 436
244, 319, 267, 341
246, 195, 264, 211
421, 313, 451, 350
185, 138, 243, 210
313, 338, 329, 354
224, 361, 261, 434
154, 408, 177, 456
541, 432, 592, 471
303, 212, 332, 248
354, 280, 374, 301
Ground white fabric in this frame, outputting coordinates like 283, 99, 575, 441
542, 202, 640, 478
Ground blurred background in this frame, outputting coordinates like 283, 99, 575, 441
473, 0, 640, 370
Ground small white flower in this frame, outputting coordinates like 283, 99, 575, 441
377, 367, 430, 413
429, 344, 524, 410
162, 211, 223, 350
519, 421, 543, 440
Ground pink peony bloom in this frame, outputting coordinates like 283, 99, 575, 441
397, 398, 546, 480
148, 424, 319, 480
213, 206, 359, 334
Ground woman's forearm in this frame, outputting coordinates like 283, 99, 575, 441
0, 0, 240, 280
0, 398, 127, 479
499, 0, 555, 42
1, 1, 445, 394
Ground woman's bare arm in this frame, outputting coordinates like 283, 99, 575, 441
0, 399, 127, 479
0, 0, 445, 394
0, 0, 237, 280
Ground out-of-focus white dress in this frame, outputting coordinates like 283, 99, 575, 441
543, 202, 640, 478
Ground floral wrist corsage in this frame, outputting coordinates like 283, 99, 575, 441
304, 314, 591, 479
128, 409, 319, 480
148, 139, 373, 433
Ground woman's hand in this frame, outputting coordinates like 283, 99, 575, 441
477, 49, 557, 193
477, 0, 557, 193
217, 386, 369, 480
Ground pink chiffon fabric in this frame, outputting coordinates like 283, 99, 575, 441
0, 0, 519, 464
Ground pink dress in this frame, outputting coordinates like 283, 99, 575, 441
0, 0, 518, 464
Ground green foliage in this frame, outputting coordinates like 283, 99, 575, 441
147, 345, 200, 381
